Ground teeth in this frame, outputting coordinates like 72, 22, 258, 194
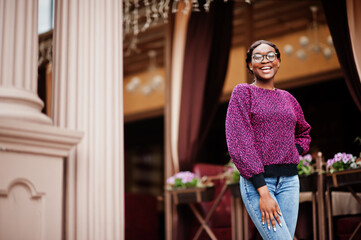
261, 67, 271, 70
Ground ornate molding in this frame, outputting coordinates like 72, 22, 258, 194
0, 177, 46, 240
0, 178, 45, 199
0, 119, 83, 157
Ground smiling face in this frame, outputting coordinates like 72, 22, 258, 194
248, 43, 280, 82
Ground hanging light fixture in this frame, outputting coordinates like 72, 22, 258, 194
125, 50, 164, 96
283, 5, 334, 61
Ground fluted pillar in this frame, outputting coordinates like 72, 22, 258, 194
0, 0, 51, 124
52, 0, 124, 240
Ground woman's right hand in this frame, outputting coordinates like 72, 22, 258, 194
257, 185, 282, 231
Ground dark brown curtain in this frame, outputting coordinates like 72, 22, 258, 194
178, 0, 233, 171
322, 0, 361, 112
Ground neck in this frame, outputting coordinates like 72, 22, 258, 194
252, 80, 275, 91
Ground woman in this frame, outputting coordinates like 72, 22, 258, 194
225, 40, 311, 239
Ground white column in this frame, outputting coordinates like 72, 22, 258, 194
52, 0, 124, 240
166, 8, 191, 239
0, 0, 51, 124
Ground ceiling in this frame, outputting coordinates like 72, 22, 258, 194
123, 0, 325, 77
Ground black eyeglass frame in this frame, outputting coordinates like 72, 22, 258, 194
252, 52, 278, 63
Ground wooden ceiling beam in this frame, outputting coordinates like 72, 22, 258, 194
124, 49, 164, 65
252, 1, 277, 12
253, 2, 315, 21
124, 59, 165, 76
232, 26, 246, 36
254, 18, 310, 39
124, 55, 165, 74
231, 35, 246, 47
255, 10, 312, 29
123, 22, 166, 40
123, 27, 165, 46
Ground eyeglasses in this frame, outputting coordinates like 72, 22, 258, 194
252, 52, 277, 63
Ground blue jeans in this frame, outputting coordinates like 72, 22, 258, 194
240, 175, 299, 240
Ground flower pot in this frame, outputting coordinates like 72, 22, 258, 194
168, 185, 215, 204
227, 182, 241, 198
326, 168, 361, 188
299, 173, 318, 192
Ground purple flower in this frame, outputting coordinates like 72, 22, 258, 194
327, 158, 334, 167
166, 176, 176, 184
304, 154, 312, 162
300, 154, 312, 163
334, 153, 343, 162
167, 171, 200, 188
303, 160, 310, 166
174, 171, 196, 183
167, 171, 197, 185
328, 152, 357, 172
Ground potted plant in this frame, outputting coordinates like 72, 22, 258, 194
297, 154, 313, 175
224, 160, 241, 198
326, 152, 361, 188
166, 171, 201, 188
327, 152, 359, 173
166, 171, 214, 204
297, 154, 318, 192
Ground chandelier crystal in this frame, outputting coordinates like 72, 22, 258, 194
123, 0, 224, 56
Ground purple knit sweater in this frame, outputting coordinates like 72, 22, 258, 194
226, 83, 311, 188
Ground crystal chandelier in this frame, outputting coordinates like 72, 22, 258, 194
124, 0, 243, 56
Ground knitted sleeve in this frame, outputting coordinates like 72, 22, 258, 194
225, 85, 265, 188
291, 95, 311, 155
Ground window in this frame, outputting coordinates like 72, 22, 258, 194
38, 0, 54, 34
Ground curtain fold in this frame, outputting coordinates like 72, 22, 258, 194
178, 0, 233, 171
170, 6, 191, 175
322, 0, 361, 112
